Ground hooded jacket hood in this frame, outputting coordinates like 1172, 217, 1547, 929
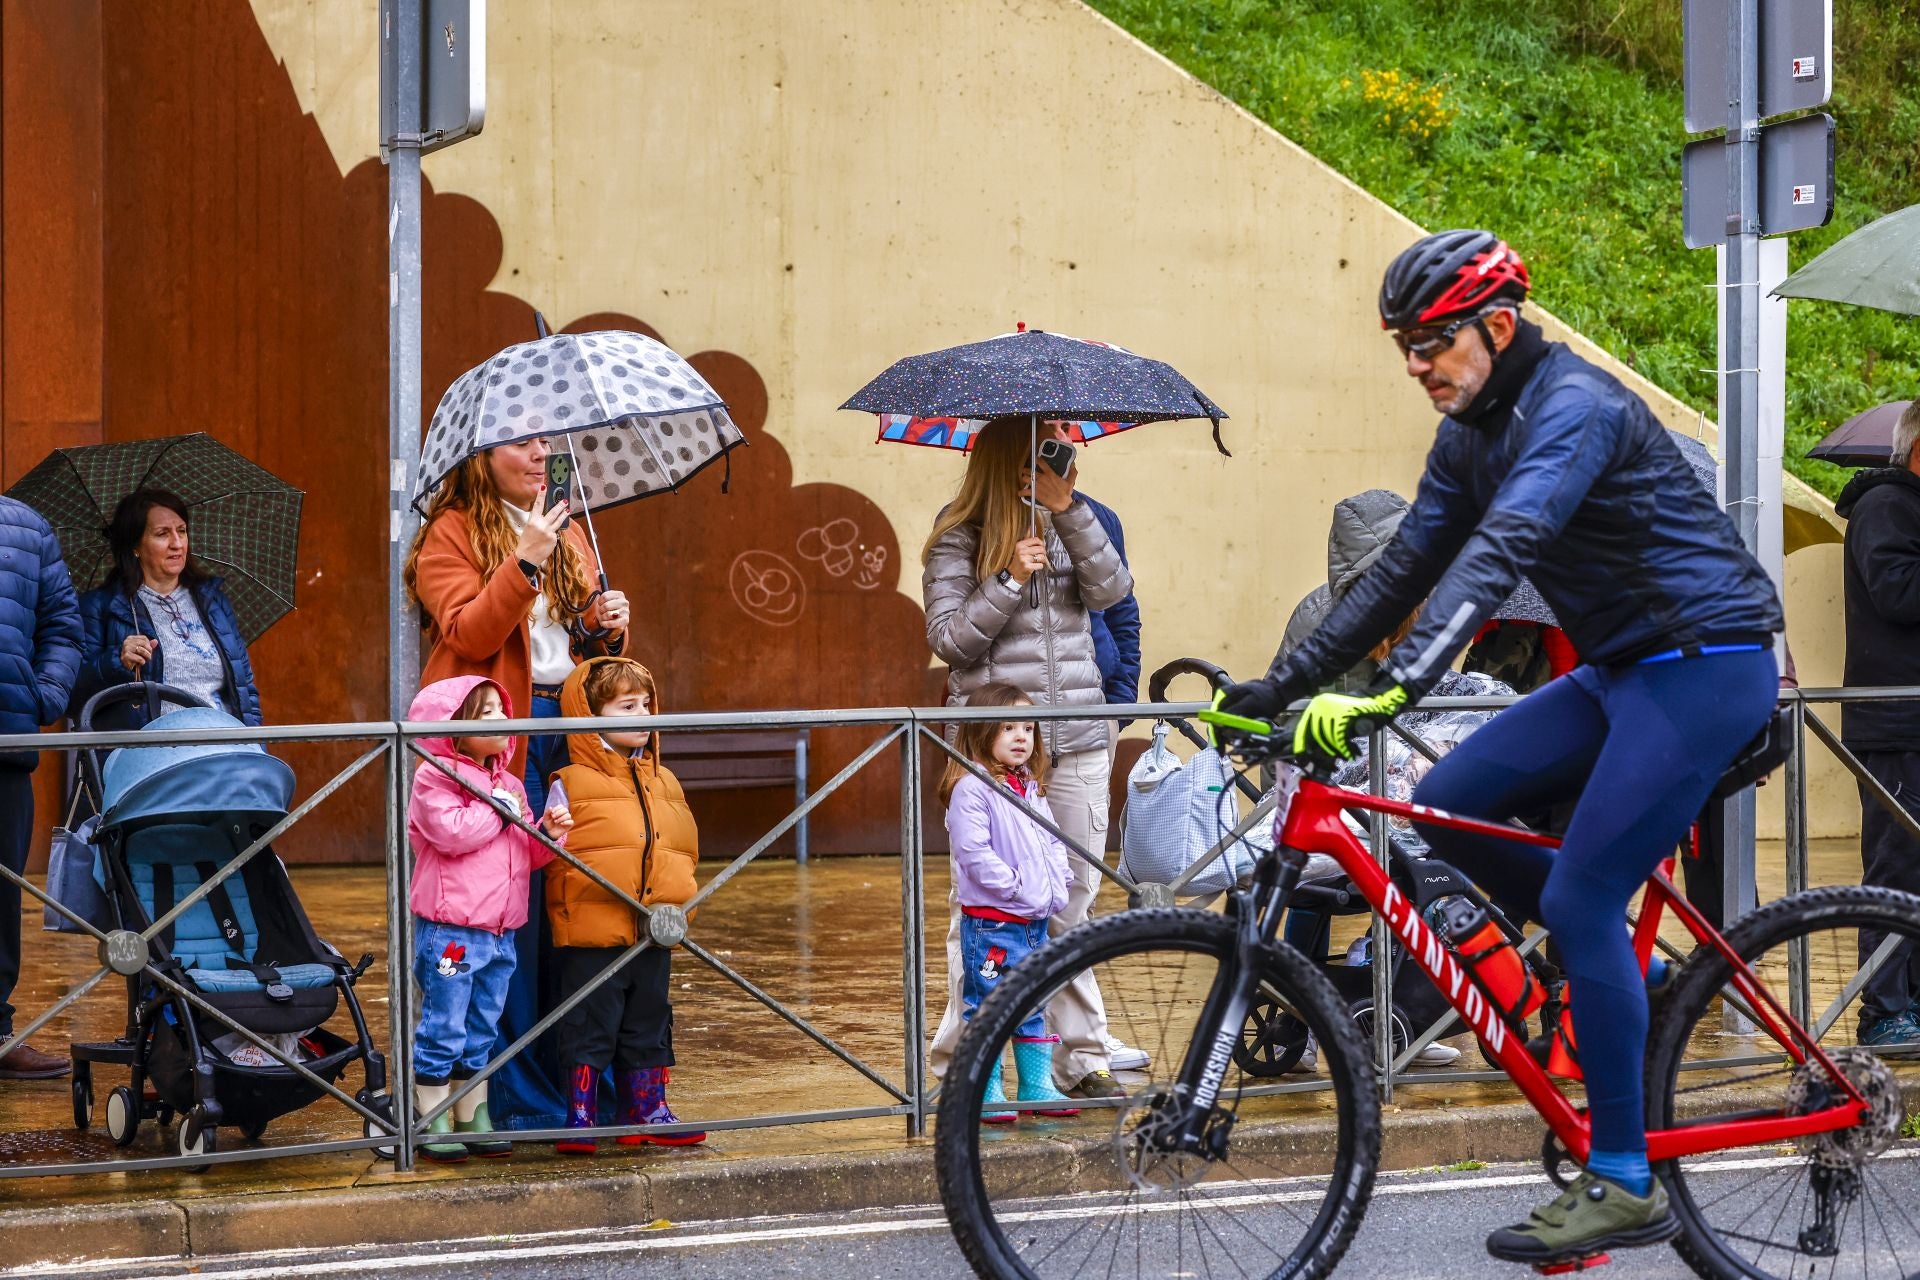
1835, 466, 1920, 520
1326, 489, 1411, 599
559, 655, 659, 785
408, 675, 515, 774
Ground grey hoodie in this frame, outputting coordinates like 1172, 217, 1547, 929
1278, 489, 1410, 663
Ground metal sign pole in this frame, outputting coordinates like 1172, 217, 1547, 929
1719, 0, 1764, 992
385, 0, 424, 721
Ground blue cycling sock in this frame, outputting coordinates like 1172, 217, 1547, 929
1645, 954, 1670, 989
1585, 1148, 1652, 1197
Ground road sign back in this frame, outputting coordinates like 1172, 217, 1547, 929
1684, 0, 1832, 131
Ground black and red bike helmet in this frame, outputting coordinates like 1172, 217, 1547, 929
1378, 229, 1531, 330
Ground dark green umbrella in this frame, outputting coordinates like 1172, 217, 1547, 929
1773, 203, 1920, 315
4, 433, 304, 641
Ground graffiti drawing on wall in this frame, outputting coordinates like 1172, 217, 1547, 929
798, 519, 888, 590
730, 549, 806, 626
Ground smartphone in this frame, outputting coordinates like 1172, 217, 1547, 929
543, 453, 574, 515
1038, 437, 1076, 479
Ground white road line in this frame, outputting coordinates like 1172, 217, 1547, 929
26, 1152, 1917, 1280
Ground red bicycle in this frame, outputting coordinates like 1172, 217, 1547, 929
935, 693, 1920, 1279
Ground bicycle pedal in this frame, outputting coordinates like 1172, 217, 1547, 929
1533, 1253, 1610, 1275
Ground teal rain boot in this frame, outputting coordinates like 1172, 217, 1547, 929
981, 1056, 1016, 1124
1013, 1040, 1081, 1117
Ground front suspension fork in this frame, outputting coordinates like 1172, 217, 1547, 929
1160, 847, 1304, 1153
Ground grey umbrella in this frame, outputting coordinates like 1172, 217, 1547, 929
1772, 203, 1920, 315
1809, 400, 1913, 468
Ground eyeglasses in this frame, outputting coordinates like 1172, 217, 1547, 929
1391, 313, 1486, 359
144, 593, 197, 646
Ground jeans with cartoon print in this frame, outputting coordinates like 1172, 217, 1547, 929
960, 914, 1052, 1042
412, 919, 518, 1084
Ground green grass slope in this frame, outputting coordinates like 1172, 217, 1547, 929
1088, 0, 1920, 498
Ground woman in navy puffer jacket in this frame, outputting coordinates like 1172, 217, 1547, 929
71, 489, 262, 727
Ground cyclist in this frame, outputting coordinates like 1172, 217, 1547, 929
1218, 229, 1783, 1267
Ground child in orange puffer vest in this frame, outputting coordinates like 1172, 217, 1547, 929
541, 656, 703, 1154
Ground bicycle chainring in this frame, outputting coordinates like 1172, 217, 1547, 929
1785, 1046, 1904, 1170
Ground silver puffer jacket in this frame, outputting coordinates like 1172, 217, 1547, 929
922, 499, 1133, 758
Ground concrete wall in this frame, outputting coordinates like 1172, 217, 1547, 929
0, 0, 1855, 859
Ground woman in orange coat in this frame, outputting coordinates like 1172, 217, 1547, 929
403, 435, 630, 1129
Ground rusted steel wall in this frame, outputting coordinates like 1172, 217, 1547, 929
2, 0, 938, 865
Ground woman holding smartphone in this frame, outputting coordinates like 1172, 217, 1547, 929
920, 416, 1135, 1101
403, 434, 629, 1129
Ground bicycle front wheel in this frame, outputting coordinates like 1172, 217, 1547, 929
934, 907, 1380, 1280
1648, 885, 1920, 1280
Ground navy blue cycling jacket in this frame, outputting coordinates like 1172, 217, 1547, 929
1276, 331, 1782, 699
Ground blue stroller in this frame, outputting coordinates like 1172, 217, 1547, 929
68, 683, 388, 1169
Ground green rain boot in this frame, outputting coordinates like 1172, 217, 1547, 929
1012, 1040, 1081, 1117
981, 1057, 1016, 1124
452, 1077, 512, 1158
414, 1081, 469, 1163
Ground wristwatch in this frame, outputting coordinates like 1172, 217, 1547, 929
516, 558, 541, 589
995, 568, 1017, 592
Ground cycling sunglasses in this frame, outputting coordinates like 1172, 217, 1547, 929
1390, 312, 1488, 359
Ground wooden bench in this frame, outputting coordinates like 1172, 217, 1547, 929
669, 729, 812, 862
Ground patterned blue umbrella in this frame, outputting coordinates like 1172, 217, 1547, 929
841, 328, 1230, 454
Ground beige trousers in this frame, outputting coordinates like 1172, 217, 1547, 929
929, 741, 1115, 1089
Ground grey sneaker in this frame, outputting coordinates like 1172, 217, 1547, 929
1486, 1173, 1679, 1266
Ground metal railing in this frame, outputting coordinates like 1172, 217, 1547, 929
0, 684, 1911, 1177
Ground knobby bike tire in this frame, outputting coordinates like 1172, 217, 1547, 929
1647, 884, 1920, 1280
934, 907, 1381, 1280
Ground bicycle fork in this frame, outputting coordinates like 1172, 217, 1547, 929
1157, 847, 1304, 1157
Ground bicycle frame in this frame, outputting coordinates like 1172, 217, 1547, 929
1261, 763, 1871, 1164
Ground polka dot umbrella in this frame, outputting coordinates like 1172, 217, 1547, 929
414, 327, 744, 515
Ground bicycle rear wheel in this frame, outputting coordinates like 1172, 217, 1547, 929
1648, 885, 1920, 1280
934, 907, 1380, 1280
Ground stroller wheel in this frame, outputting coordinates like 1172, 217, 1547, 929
360, 1090, 397, 1162
105, 1086, 139, 1147
1233, 995, 1311, 1077
178, 1108, 216, 1172
239, 1118, 268, 1142
72, 1076, 94, 1131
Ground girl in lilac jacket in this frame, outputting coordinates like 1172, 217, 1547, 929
406, 675, 569, 1160
939, 684, 1080, 1123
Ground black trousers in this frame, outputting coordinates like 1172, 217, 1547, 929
0, 769, 35, 1037
553, 945, 674, 1071
1859, 751, 1920, 1025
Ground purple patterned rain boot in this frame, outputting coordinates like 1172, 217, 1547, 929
616, 1066, 705, 1146
555, 1064, 598, 1155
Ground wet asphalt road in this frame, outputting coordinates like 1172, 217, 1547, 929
55, 1161, 1736, 1280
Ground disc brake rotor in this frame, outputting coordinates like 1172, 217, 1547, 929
1785, 1046, 1905, 1170
1112, 1086, 1215, 1195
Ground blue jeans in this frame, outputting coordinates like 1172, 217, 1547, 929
960, 915, 1052, 1042
1411, 649, 1778, 1154
412, 919, 517, 1083
489, 693, 571, 1128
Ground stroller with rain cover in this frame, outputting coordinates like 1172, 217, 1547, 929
67, 683, 389, 1169
1141, 659, 1546, 1076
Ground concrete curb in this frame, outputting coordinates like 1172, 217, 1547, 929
0, 1099, 1710, 1272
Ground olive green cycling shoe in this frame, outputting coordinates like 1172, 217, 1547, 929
1485, 1173, 1679, 1267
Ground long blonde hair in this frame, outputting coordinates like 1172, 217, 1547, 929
937, 682, 1050, 806
920, 416, 1045, 579
404, 451, 592, 627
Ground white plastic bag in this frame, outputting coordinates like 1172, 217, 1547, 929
1119, 724, 1268, 895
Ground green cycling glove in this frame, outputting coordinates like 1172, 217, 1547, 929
1292, 684, 1411, 761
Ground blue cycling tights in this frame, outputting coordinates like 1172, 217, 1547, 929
1410, 649, 1777, 1155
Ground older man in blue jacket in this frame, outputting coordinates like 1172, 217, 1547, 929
0, 494, 83, 1079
